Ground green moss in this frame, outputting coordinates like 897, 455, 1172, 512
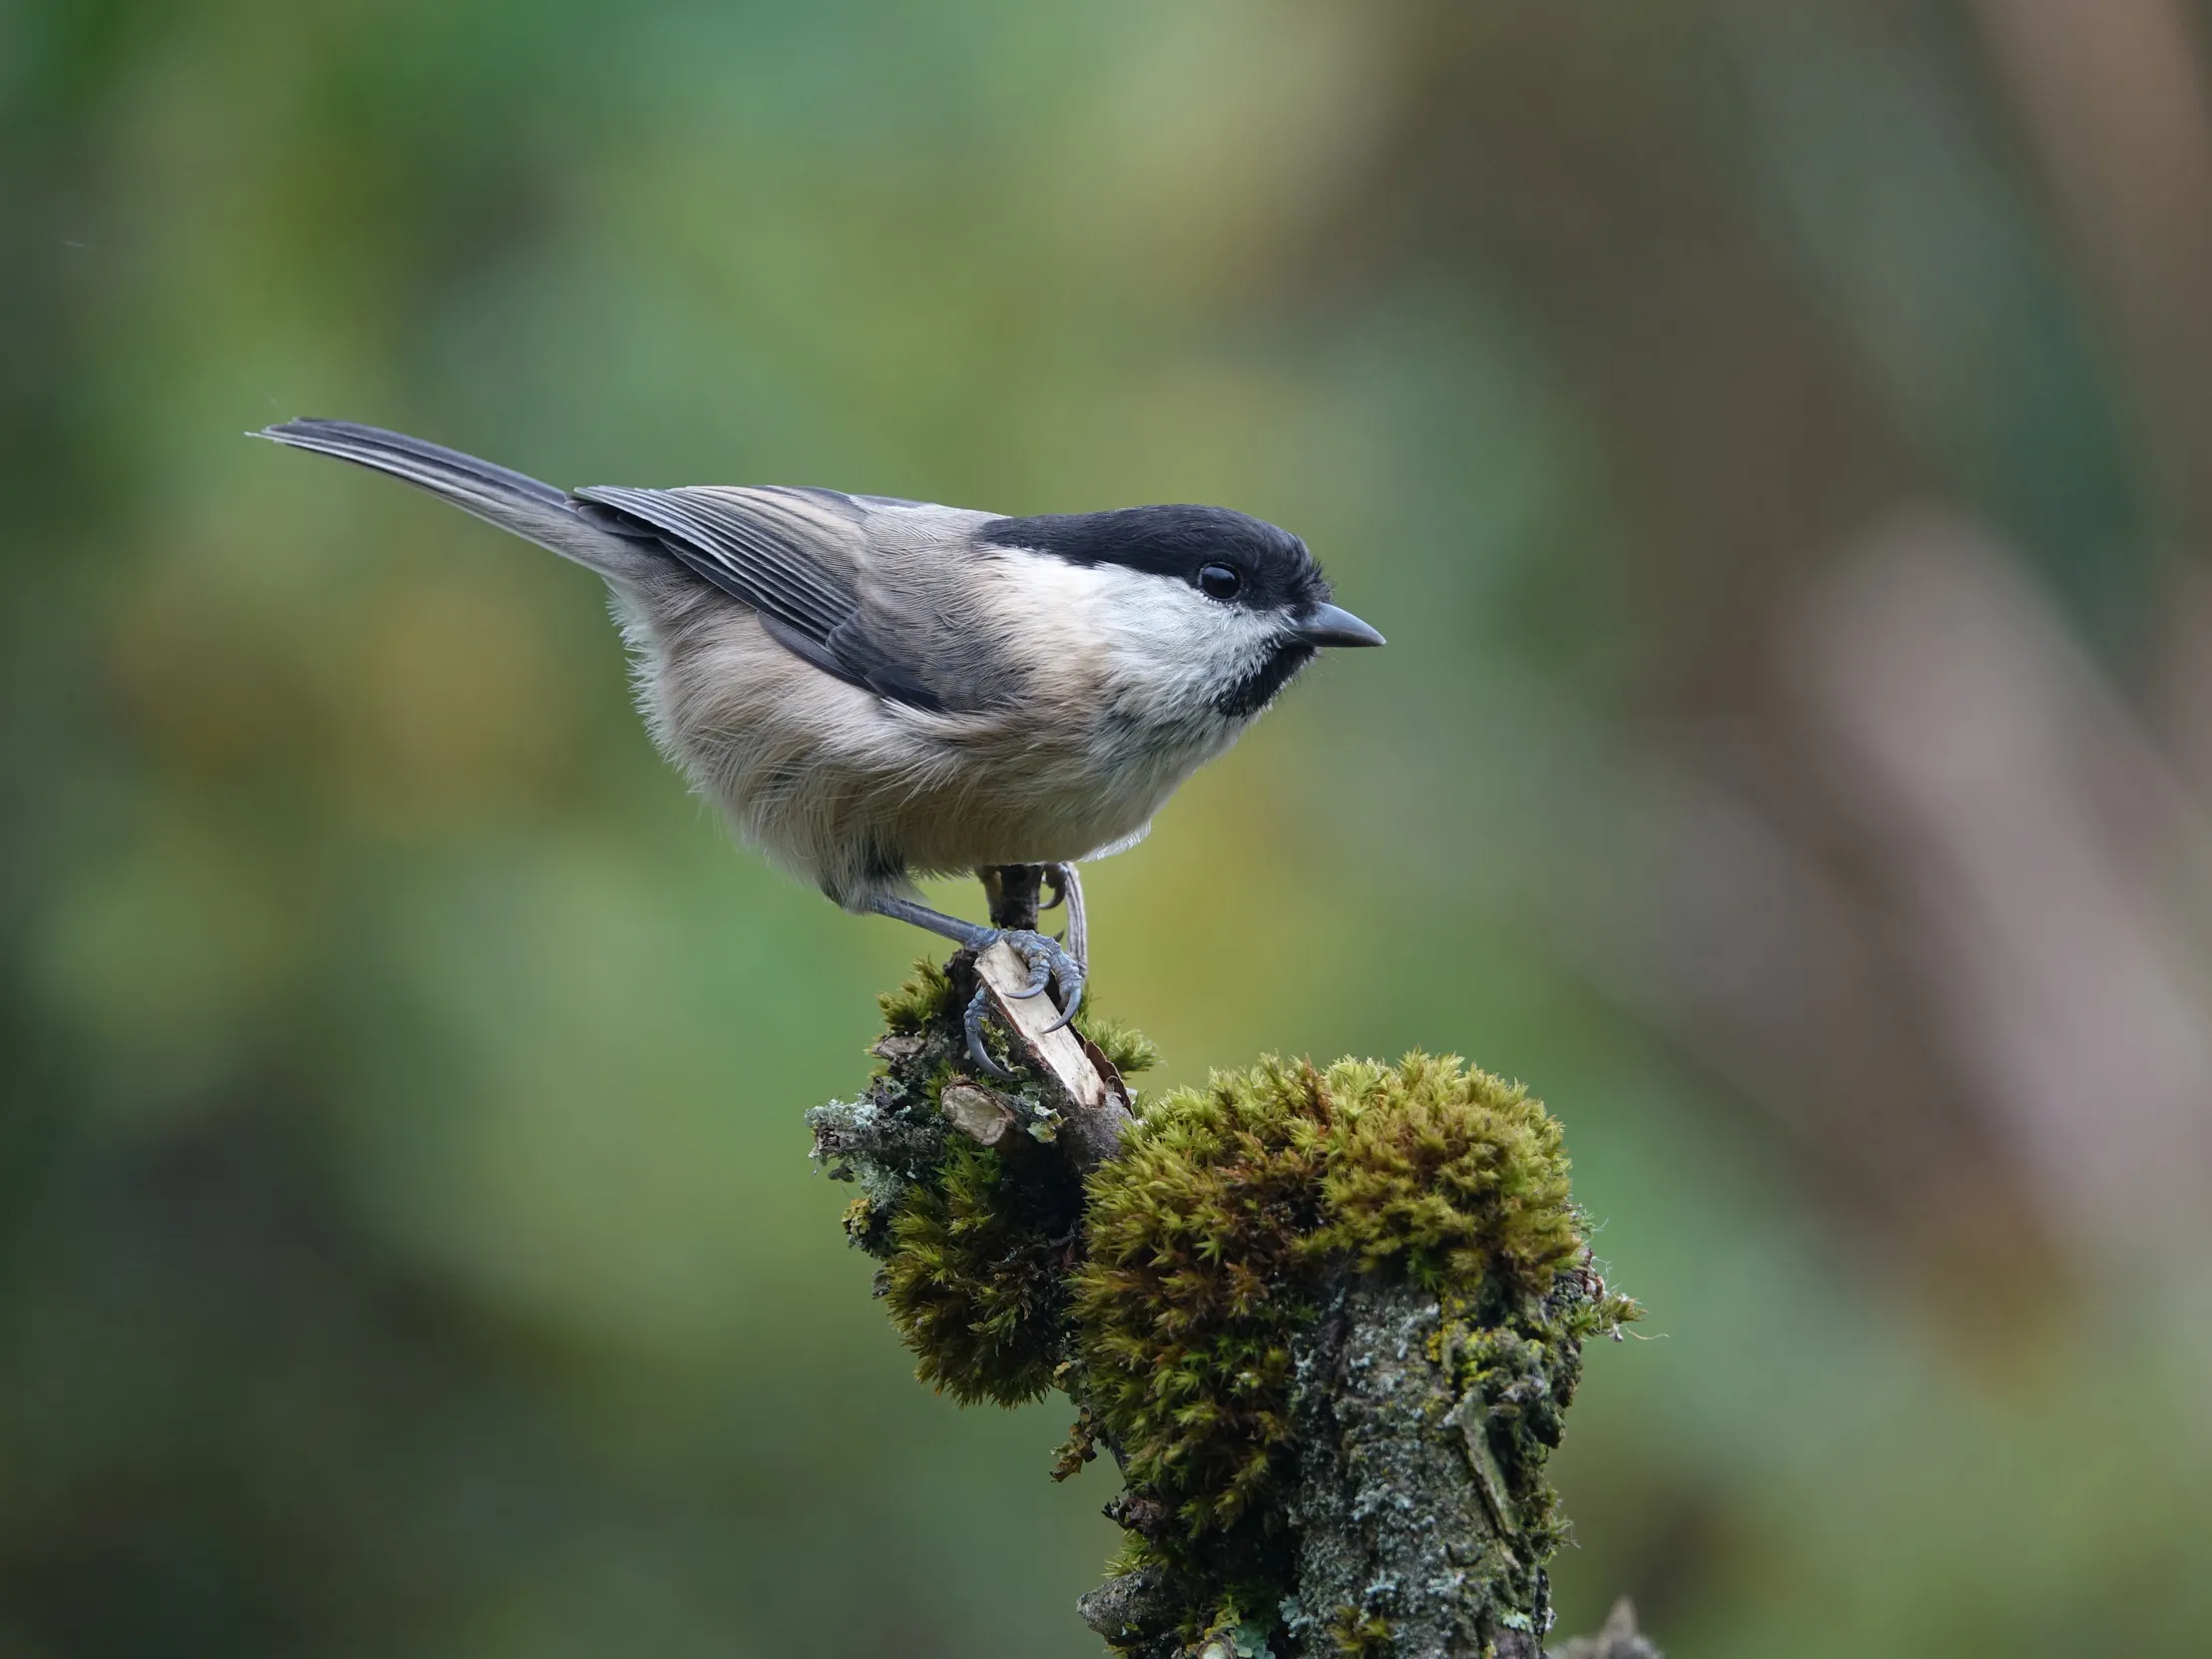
1072, 1054, 1637, 1641
877, 957, 958, 1035
878, 1139, 1079, 1405
1076, 1059, 1334, 1543
1329, 1607, 1394, 1658
1308, 1055, 1582, 1294
1075, 1008, 1162, 1077
830, 951, 1093, 1407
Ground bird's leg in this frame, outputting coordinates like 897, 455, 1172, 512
980, 863, 1044, 932
863, 890, 1085, 1079
1040, 862, 1088, 976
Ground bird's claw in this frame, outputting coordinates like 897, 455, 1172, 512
963, 987, 1016, 1079
961, 928, 1087, 1076
1004, 929, 1085, 1030
1034, 870, 1070, 948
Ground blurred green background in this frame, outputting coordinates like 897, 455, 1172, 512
8, 2, 2212, 1654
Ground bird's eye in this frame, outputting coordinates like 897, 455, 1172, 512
1197, 563, 1243, 601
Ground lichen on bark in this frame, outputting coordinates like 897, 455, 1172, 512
808, 955, 1637, 1659
1286, 1267, 1612, 1657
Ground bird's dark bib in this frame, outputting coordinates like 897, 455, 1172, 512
1215, 641, 1318, 719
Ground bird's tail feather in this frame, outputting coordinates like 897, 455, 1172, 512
255, 418, 657, 580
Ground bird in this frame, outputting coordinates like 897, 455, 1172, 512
256, 419, 1383, 1073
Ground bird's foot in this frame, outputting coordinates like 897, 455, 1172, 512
963, 928, 1086, 1079
856, 889, 1087, 1079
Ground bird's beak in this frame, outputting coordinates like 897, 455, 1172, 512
1292, 602, 1386, 648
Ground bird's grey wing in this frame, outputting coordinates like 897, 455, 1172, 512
572, 483, 967, 712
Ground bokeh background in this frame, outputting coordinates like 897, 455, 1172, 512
7, 2, 2212, 1654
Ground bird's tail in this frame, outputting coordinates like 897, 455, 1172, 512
255, 418, 658, 581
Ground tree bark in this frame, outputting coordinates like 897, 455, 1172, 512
1287, 1273, 1547, 1657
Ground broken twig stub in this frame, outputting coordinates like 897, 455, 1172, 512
972, 938, 1133, 1174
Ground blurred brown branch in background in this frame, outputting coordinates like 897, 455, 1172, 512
1303, 0, 2212, 1318
1547, 510, 2212, 1298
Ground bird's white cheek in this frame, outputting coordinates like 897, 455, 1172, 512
1088, 582, 1276, 717
985, 557, 1279, 724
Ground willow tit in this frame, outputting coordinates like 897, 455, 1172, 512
257, 419, 1382, 1071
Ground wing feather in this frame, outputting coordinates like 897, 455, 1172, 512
571, 482, 960, 712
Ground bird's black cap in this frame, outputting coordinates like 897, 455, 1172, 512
980, 504, 1330, 613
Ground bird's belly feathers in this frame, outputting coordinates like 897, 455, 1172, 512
619, 589, 1235, 903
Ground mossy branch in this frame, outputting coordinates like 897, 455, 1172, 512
809, 949, 1644, 1659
